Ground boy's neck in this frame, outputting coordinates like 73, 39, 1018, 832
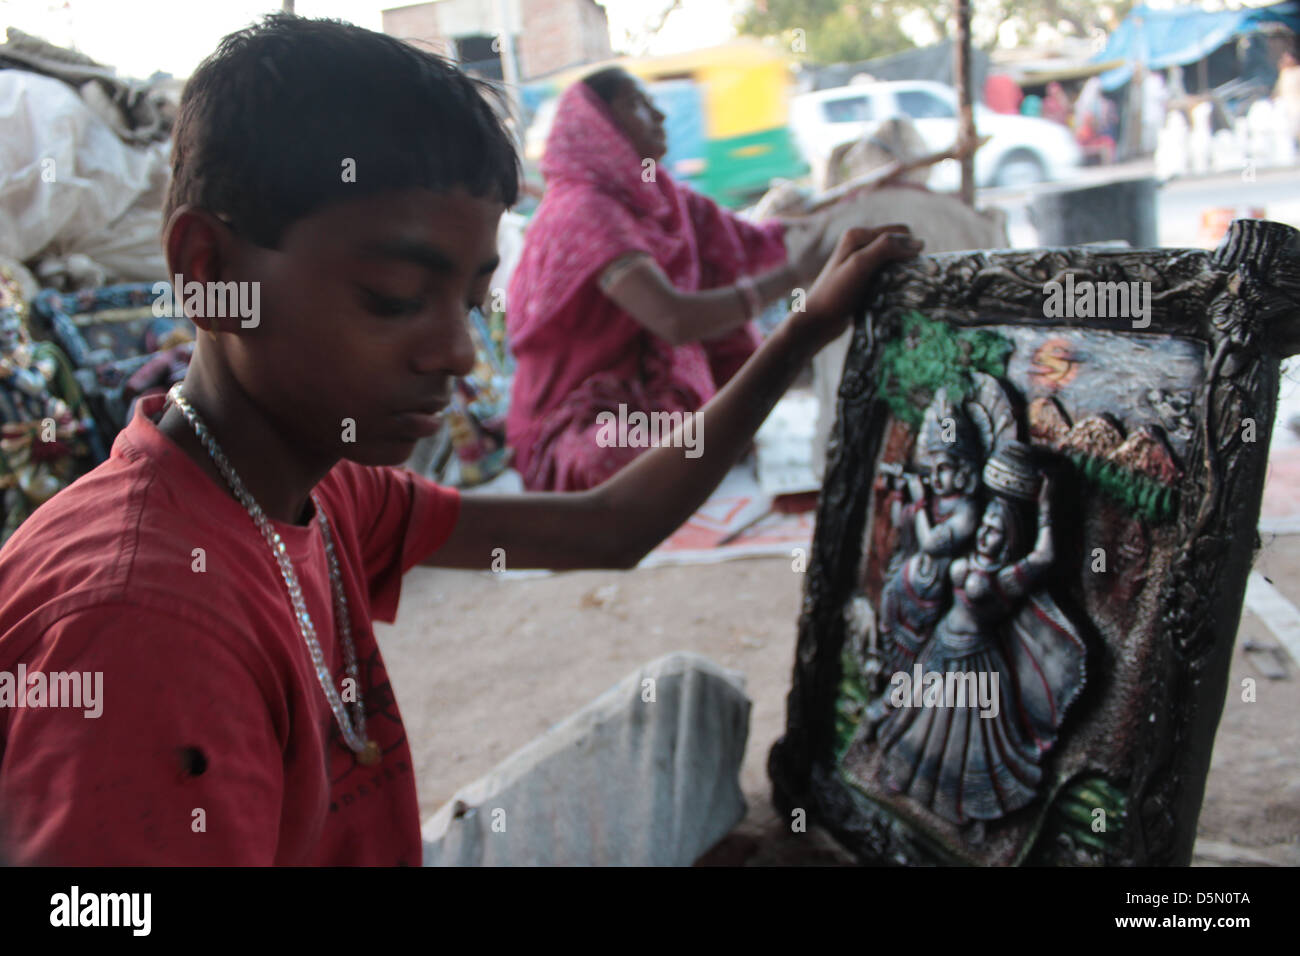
156, 370, 335, 527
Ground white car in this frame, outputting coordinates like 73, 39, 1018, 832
791, 79, 1083, 190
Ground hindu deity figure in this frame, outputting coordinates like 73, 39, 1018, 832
0, 300, 61, 422
0, 274, 99, 539
876, 388, 983, 676
877, 439, 1087, 825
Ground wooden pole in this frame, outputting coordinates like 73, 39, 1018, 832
1130, 14, 1146, 162
954, 0, 976, 206
497, 0, 521, 89
807, 135, 991, 212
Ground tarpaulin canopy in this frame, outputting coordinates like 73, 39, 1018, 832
1091, 1, 1300, 90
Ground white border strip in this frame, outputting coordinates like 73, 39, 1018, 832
1244, 571, 1300, 668
1260, 516, 1300, 535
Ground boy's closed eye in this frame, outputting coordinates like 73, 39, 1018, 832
358, 286, 426, 317
351, 238, 499, 319
353, 260, 431, 316
357, 282, 491, 318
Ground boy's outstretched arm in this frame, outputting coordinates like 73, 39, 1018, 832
427, 225, 923, 571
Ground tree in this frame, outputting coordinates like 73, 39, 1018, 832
737, 0, 916, 65
737, 0, 1136, 62
975, 0, 1136, 47
614, 0, 685, 57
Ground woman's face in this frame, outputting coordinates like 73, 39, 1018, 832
976, 503, 1008, 561
607, 74, 667, 162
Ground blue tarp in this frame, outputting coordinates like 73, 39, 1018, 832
1091, 1, 1300, 90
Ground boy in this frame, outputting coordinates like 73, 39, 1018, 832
0, 15, 921, 865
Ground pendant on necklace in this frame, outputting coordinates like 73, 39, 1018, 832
358, 740, 382, 766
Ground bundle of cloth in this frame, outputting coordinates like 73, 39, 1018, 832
0, 28, 177, 289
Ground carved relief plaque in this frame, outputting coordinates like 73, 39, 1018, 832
770, 220, 1300, 866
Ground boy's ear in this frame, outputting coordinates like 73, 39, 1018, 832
162, 204, 242, 333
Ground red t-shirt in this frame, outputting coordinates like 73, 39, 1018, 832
0, 393, 460, 865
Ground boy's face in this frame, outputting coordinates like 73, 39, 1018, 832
221, 187, 502, 466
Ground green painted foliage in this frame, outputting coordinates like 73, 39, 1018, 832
1031, 774, 1129, 863
1069, 453, 1178, 524
877, 311, 1013, 429
834, 645, 869, 762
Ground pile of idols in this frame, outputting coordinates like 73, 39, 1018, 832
0, 269, 100, 541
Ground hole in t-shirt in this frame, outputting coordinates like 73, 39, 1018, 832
180, 746, 208, 777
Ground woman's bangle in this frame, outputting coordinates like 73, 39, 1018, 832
735, 274, 763, 320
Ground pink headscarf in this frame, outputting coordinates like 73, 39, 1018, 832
505, 80, 787, 478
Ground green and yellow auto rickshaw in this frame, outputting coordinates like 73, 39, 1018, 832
522, 40, 808, 208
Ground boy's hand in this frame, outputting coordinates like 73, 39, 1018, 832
432, 231, 922, 572
792, 224, 923, 351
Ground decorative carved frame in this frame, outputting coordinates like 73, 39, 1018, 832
769, 219, 1300, 866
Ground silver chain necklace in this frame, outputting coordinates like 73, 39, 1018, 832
166, 384, 381, 766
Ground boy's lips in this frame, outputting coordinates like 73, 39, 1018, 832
392, 399, 449, 437
392, 410, 445, 438
403, 399, 449, 415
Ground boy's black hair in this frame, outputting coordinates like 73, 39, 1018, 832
581, 66, 633, 105
165, 14, 520, 248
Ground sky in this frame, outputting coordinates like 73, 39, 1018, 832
0, 0, 750, 80
0, 0, 1286, 80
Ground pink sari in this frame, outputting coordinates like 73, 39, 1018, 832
505, 81, 788, 491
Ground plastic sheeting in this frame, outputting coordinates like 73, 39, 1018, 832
1092, 1, 1300, 91
0, 71, 170, 283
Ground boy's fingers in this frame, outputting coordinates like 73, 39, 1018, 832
847, 230, 924, 276
832, 224, 913, 263
829, 227, 866, 263
855, 225, 911, 248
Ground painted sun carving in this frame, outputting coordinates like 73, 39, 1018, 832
1028, 338, 1079, 391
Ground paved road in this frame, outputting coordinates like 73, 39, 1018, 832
1156, 166, 1300, 247
979, 161, 1300, 249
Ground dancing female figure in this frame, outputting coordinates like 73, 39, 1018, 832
879, 441, 1087, 825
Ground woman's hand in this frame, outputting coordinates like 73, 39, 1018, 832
1030, 475, 1056, 566
791, 224, 923, 351
782, 216, 831, 285
1037, 474, 1053, 527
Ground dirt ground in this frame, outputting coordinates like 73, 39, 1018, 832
377, 530, 1300, 867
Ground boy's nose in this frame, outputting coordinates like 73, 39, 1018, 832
410, 314, 477, 378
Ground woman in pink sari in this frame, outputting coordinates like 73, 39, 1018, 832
506, 68, 825, 491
